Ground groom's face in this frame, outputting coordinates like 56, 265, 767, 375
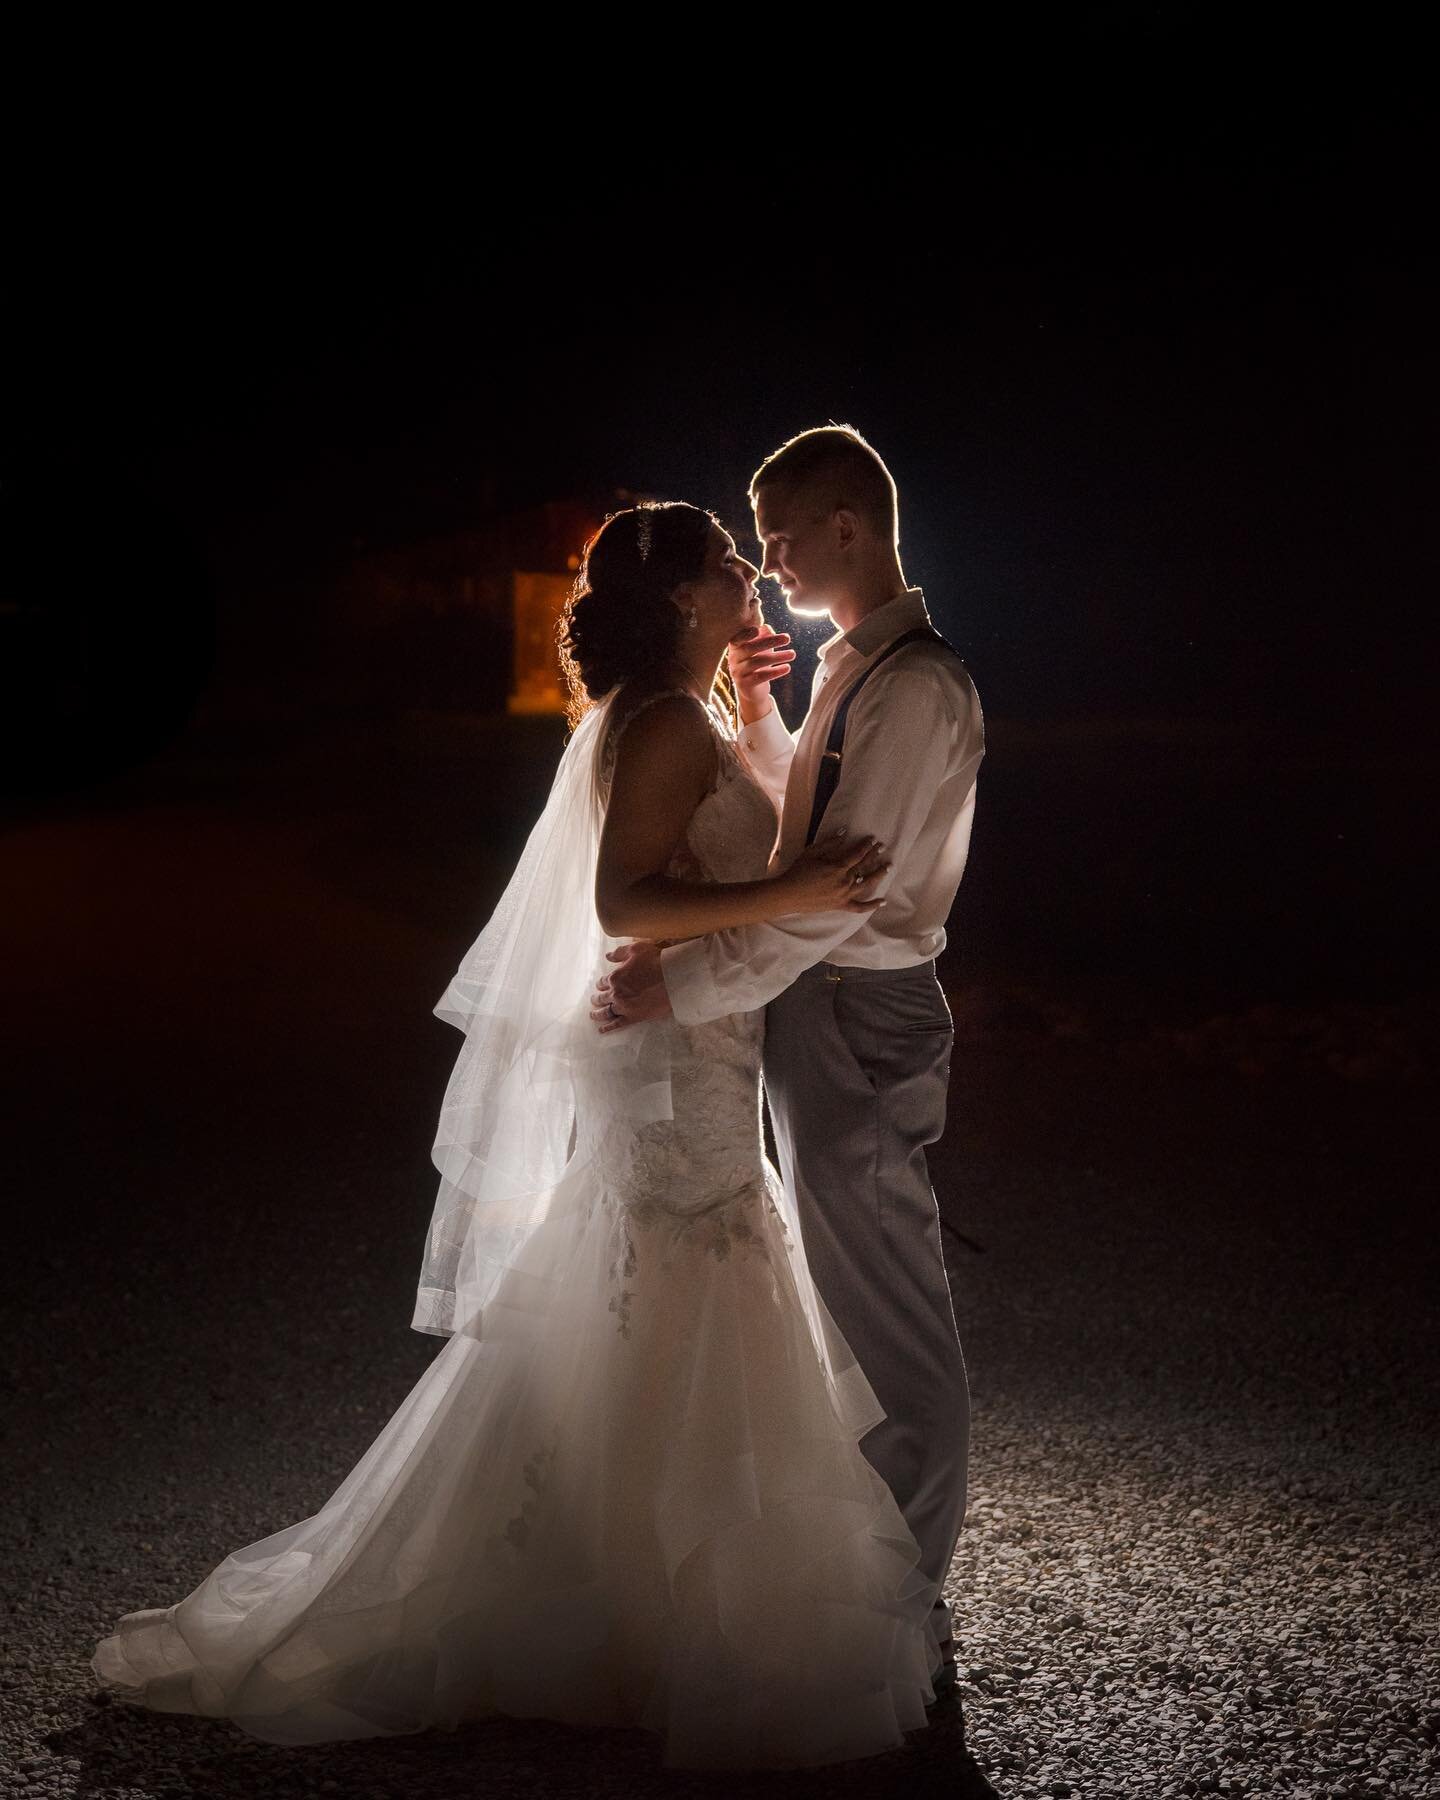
752, 487, 838, 620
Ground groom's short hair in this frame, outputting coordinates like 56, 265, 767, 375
750, 425, 898, 544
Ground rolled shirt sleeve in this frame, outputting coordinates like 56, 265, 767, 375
660, 664, 970, 1024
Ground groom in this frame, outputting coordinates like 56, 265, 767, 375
593, 425, 985, 1702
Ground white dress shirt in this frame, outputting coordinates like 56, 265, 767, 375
659, 588, 985, 1025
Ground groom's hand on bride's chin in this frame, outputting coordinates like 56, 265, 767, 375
589, 942, 674, 1033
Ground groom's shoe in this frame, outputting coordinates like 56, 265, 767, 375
925, 1643, 960, 1711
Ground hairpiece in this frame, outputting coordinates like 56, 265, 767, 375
635, 508, 654, 563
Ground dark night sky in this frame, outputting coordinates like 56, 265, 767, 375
1, 48, 1435, 1031
5, 89, 1434, 787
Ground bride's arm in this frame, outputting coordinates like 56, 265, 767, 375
594, 695, 885, 940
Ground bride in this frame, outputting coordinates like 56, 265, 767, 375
91, 500, 947, 1769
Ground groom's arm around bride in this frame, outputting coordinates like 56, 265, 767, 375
595, 427, 984, 1032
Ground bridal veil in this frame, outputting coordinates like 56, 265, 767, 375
413, 688, 673, 1339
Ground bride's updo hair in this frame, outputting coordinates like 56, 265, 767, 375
558, 501, 721, 728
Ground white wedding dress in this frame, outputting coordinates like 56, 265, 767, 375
91, 688, 942, 1769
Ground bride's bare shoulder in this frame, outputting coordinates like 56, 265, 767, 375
602, 680, 717, 791
608, 679, 708, 742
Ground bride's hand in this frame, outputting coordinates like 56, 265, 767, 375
773, 830, 891, 916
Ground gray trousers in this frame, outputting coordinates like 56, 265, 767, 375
762, 959, 969, 1654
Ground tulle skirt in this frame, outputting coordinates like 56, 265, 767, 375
91, 1157, 942, 1769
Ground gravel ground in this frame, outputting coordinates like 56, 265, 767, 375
941, 1050, 1439, 1798
2, 712, 1435, 1798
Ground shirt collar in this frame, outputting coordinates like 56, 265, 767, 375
816, 588, 931, 665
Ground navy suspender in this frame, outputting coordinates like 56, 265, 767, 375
803, 625, 966, 848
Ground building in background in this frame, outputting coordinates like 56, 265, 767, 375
339, 499, 606, 716
509, 568, 578, 714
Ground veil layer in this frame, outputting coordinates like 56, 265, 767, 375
413, 688, 672, 1338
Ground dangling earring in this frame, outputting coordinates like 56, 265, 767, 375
685, 604, 699, 630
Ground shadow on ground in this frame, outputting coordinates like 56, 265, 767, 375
45, 1692, 983, 1799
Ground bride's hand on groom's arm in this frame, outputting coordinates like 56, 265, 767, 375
769, 829, 891, 918
590, 942, 672, 1035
